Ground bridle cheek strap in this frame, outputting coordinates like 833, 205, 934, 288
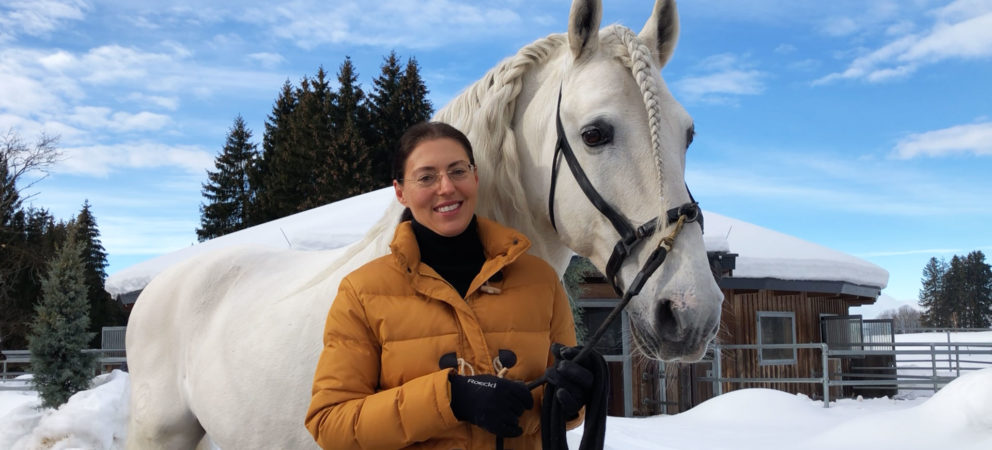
547, 87, 702, 297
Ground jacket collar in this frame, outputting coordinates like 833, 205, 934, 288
390, 217, 532, 297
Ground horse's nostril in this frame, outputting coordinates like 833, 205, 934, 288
655, 299, 681, 341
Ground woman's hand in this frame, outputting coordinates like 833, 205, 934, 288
449, 373, 534, 437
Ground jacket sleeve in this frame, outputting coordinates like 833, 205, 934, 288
305, 277, 460, 449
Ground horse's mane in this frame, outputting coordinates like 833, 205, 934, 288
329, 25, 669, 274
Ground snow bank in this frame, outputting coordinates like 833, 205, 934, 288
0, 370, 129, 450
802, 367, 992, 450
3, 368, 991, 450
107, 193, 889, 298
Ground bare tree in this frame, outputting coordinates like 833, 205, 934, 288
1, 128, 62, 210
1, 129, 62, 346
879, 305, 922, 333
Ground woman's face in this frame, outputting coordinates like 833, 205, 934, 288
393, 137, 479, 237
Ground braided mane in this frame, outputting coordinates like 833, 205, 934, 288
347, 25, 670, 263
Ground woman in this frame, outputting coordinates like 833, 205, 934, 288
306, 122, 599, 449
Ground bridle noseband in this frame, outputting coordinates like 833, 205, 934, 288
547, 88, 702, 301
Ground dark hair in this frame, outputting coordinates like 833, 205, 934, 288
391, 121, 475, 182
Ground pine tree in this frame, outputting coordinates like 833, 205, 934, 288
398, 57, 434, 130
75, 201, 124, 346
28, 228, 96, 408
919, 257, 947, 327
962, 250, 992, 328
253, 80, 298, 225
368, 51, 405, 187
198, 116, 259, 240
294, 67, 337, 210
323, 56, 374, 199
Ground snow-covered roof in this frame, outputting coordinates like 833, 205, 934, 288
105, 188, 888, 297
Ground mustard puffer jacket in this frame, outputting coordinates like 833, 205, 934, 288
306, 218, 580, 449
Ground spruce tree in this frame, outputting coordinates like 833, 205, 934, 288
28, 228, 96, 408
919, 257, 949, 327
324, 57, 374, 199
368, 51, 405, 187
962, 250, 992, 328
253, 80, 298, 225
398, 57, 434, 130
198, 116, 259, 240
294, 67, 337, 210
75, 201, 124, 347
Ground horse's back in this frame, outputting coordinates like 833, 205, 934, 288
126, 244, 352, 449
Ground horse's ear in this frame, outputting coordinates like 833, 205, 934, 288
639, 0, 680, 69
568, 0, 602, 60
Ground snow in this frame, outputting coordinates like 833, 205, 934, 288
3, 334, 990, 450
106, 188, 393, 296
106, 188, 888, 297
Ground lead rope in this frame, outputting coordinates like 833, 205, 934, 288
496, 213, 691, 450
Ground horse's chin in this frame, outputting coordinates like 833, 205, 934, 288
629, 311, 717, 362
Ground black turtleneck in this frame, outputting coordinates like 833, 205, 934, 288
411, 216, 486, 298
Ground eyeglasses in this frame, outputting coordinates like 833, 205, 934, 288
400, 162, 475, 188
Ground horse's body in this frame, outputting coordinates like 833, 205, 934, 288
125, 1, 723, 448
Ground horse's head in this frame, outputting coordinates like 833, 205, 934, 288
436, 0, 722, 361
529, 0, 722, 362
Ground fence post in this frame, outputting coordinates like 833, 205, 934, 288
930, 343, 938, 393
955, 345, 961, 378
713, 345, 723, 396
821, 343, 830, 408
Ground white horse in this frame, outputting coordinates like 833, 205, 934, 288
125, 0, 723, 448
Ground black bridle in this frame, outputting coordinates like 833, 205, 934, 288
506, 89, 705, 450
547, 89, 702, 302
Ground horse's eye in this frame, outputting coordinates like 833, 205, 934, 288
580, 125, 612, 147
686, 124, 695, 149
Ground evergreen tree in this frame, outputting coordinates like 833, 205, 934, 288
198, 116, 259, 240
323, 57, 374, 199
962, 251, 992, 328
1, 154, 22, 303
919, 257, 949, 327
28, 228, 96, 408
368, 51, 405, 187
397, 57, 434, 130
563, 256, 598, 345
253, 80, 298, 225
75, 201, 125, 346
294, 67, 337, 210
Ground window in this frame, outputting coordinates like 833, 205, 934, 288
757, 311, 796, 365
577, 301, 625, 356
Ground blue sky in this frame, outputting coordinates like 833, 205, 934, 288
2, 0, 990, 313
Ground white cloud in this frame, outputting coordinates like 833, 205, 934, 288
247, 52, 285, 69
0, 0, 88, 42
817, 0, 992, 83
125, 93, 180, 111
242, 0, 523, 50
673, 54, 765, 104
893, 121, 992, 159
56, 142, 214, 177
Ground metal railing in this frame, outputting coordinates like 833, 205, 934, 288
0, 349, 127, 390
699, 341, 992, 408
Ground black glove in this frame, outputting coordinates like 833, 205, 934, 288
449, 373, 534, 438
541, 343, 609, 450
543, 344, 599, 419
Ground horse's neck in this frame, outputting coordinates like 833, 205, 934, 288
436, 45, 574, 276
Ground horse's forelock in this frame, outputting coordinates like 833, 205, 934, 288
605, 25, 671, 230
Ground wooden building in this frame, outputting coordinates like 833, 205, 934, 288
574, 211, 889, 416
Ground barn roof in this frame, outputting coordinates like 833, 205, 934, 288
105, 188, 888, 299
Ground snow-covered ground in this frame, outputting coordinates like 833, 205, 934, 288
3, 332, 990, 449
